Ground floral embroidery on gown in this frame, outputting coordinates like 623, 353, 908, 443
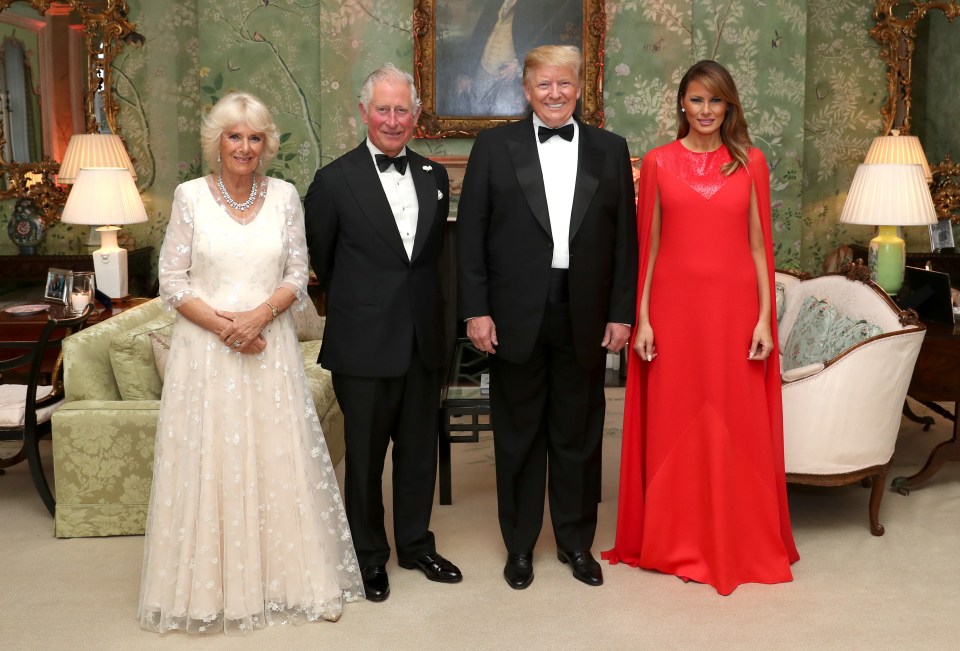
138, 177, 363, 634
603, 140, 799, 595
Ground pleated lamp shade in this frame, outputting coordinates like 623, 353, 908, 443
840, 164, 937, 227
61, 168, 147, 226
863, 134, 931, 183
58, 134, 137, 183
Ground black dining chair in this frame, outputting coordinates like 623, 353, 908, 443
0, 304, 92, 515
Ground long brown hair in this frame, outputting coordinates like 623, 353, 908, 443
676, 60, 751, 175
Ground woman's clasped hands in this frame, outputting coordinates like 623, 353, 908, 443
216, 306, 269, 354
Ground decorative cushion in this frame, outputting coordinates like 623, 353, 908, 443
775, 282, 786, 324
149, 331, 171, 379
782, 296, 837, 371
292, 299, 325, 342
109, 315, 174, 401
782, 295, 885, 371
299, 340, 336, 416
825, 314, 883, 359
0, 384, 59, 426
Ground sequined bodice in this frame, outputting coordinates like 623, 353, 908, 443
656, 140, 732, 200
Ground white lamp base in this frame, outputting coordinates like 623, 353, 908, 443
92, 226, 129, 298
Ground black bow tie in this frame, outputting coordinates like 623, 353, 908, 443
375, 153, 408, 175
538, 124, 575, 143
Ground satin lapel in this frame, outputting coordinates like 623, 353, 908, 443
342, 143, 410, 263
569, 124, 603, 242
507, 119, 552, 237
408, 152, 437, 263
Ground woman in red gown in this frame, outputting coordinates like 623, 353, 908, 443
603, 61, 799, 595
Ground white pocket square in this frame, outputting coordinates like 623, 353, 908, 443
437, 189, 444, 200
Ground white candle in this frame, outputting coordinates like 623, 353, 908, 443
71, 291, 90, 312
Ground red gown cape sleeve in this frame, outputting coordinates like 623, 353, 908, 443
603, 146, 799, 566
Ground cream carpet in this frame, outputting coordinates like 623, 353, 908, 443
2, 389, 959, 650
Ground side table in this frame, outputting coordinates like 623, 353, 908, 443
892, 319, 960, 494
438, 338, 492, 505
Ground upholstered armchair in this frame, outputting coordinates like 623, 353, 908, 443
775, 267, 926, 535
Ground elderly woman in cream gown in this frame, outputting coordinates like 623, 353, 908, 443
138, 92, 363, 635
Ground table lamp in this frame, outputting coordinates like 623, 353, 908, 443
58, 133, 138, 248
839, 163, 937, 295
60, 168, 148, 298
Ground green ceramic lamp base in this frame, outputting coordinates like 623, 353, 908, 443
868, 225, 906, 295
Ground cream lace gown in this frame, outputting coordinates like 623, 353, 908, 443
138, 176, 363, 634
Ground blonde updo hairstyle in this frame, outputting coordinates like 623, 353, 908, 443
201, 91, 280, 174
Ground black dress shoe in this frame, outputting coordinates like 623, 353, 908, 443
398, 553, 463, 583
503, 552, 534, 590
361, 565, 390, 602
557, 549, 603, 586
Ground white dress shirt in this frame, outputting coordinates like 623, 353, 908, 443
367, 139, 419, 260
532, 114, 578, 269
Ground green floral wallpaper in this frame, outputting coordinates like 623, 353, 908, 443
603, 0, 807, 268
800, 0, 886, 269
2, 0, 956, 277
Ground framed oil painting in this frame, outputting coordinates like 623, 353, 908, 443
413, 0, 606, 138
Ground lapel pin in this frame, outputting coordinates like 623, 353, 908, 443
422, 165, 432, 172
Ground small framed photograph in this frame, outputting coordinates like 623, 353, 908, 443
44, 267, 72, 304
929, 219, 956, 252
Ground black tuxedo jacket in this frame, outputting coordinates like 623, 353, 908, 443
304, 142, 449, 377
457, 116, 637, 369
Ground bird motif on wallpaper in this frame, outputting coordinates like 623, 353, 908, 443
644, 38, 664, 53
771, 29, 782, 48
227, 60, 241, 72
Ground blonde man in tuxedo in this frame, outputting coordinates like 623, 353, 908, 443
458, 45, 637, 589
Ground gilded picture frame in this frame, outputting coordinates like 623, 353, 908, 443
413, 0, 606, 138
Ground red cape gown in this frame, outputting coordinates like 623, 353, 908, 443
603, 140, 799, 595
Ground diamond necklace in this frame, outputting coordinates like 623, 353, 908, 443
217, 173, 258, 211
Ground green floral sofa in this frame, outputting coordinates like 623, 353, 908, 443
51, 297, 344, 538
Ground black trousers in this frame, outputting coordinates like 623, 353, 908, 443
489, 302, 606, 554
332, 348, 440, 568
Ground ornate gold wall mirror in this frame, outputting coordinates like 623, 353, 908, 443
0, 0, 138, 225
871, 1, 960, 221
